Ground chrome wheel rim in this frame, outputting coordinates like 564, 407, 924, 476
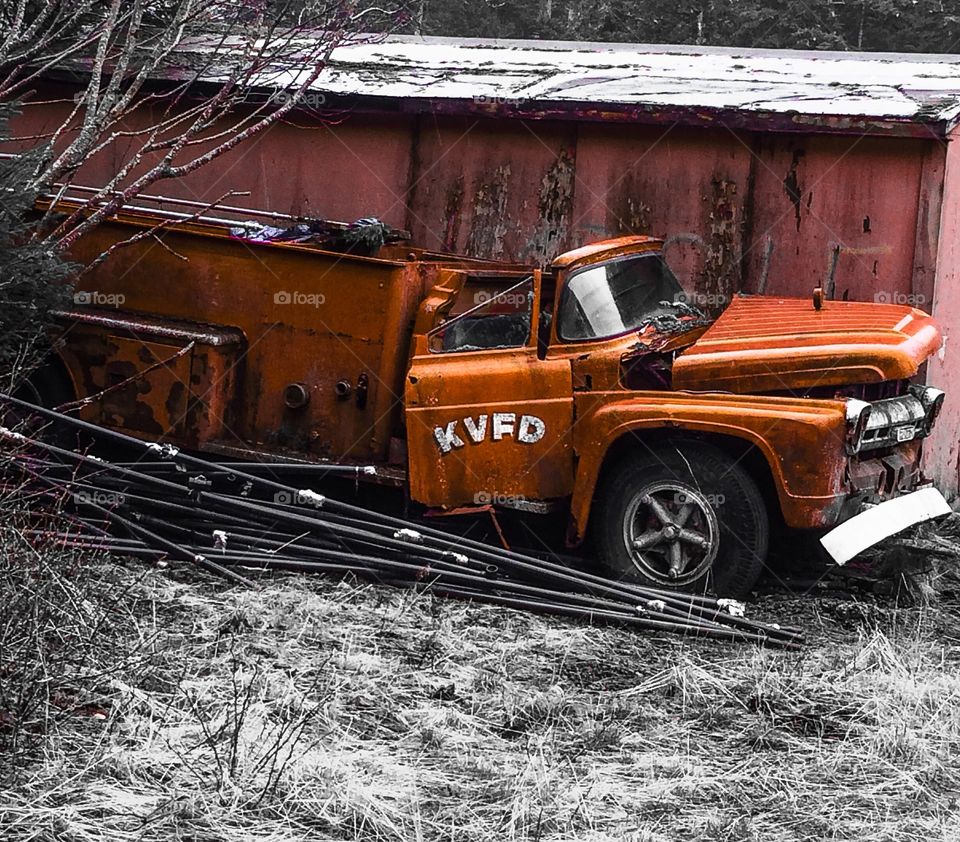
623, 480, 719, 585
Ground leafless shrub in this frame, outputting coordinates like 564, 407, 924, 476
0, 464, 157, 776
169, 638, 332, 807
865, 511, 960, 607
2, 0, 405, 255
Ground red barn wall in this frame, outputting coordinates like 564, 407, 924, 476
14, 103, 934, 307
925, 130, 960, 495
12, 100, 958, 493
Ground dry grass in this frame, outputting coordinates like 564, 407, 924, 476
3, 548, 960, 842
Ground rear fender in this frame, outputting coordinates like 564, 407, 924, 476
51, 309, 246, 446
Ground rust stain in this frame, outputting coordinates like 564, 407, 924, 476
101, 360, 163, 434
442, 174, 464, 251
525, 148, 576, 265
612, 191, 652, 237
702, 177, 741, 310
166, 381, 186, 422
783, 149, 805, 231
466, 164, 511, 259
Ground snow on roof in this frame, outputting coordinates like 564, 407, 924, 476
287, 35, 960, 134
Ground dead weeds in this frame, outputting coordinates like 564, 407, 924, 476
2, 554, 960, 841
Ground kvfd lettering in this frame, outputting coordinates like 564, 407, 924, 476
433, 412, 546, 455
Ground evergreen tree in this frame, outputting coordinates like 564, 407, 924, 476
407, 0, 960, 54
0, 104, 72, 380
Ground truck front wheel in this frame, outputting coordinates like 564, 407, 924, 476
594, 441, 768, 598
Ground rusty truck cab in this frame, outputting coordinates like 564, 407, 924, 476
406, 236, 945, 596
404, 236, 697, 513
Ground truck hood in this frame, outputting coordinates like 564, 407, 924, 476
672, 296, 942, 394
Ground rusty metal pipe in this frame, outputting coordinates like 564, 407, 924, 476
130, 490, 799, 641
0, 396, 802, 641
31, 474, 802, 641
109, 541, 756, 639
112, 461, 380, 475
23, 471, 252, 587
415, 585, 801, 649
20, 453, 802, 641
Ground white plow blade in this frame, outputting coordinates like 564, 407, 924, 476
820, 487, 952, 565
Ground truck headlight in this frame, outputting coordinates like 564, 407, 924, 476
845, 399, 872, 455
909, 385, 945, 434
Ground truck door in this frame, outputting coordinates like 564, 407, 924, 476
404, 271, 575, 509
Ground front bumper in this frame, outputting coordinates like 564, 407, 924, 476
837, 439, 925, 522
821, 486, 951, 564
846, 385, 944, 454
835, 385, 945, 524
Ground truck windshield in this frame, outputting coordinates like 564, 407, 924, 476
557, 253, 691, 342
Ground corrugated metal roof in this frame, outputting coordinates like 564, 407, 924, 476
276, 35, 960, 135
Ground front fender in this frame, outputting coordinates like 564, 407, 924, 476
569, 391, 850, 539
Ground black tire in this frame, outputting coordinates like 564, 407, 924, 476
14, 358, 74, 407
593, 440, 768, 598
9, 357, 80, 448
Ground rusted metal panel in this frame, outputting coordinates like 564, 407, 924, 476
671, 296, 943, 393
405, 350, 575, 507
923, 128, 960, 494
403, 267, 575, 507
405, 116, 578, 263
741, 135, 926, 302
420, 99, 956, 140
53, 309, 246, 444
13, 95, 416, 229
571, 125, 753, 306
95, 335, 191, 436
190, 116, 415, 226
64, 210, 420, 461
911, 141, 946, 309
567, 391, 853, 535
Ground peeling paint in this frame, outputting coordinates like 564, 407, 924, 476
612, 194, 652, 237
702, 177, 741, 308
466, 164, 511, 259
525, 148, 576, 265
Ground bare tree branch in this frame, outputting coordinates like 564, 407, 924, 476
0, 0, 402, 255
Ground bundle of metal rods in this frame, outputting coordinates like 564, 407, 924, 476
0, 393, 804, 649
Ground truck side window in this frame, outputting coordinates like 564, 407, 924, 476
430, 277, 534, 353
